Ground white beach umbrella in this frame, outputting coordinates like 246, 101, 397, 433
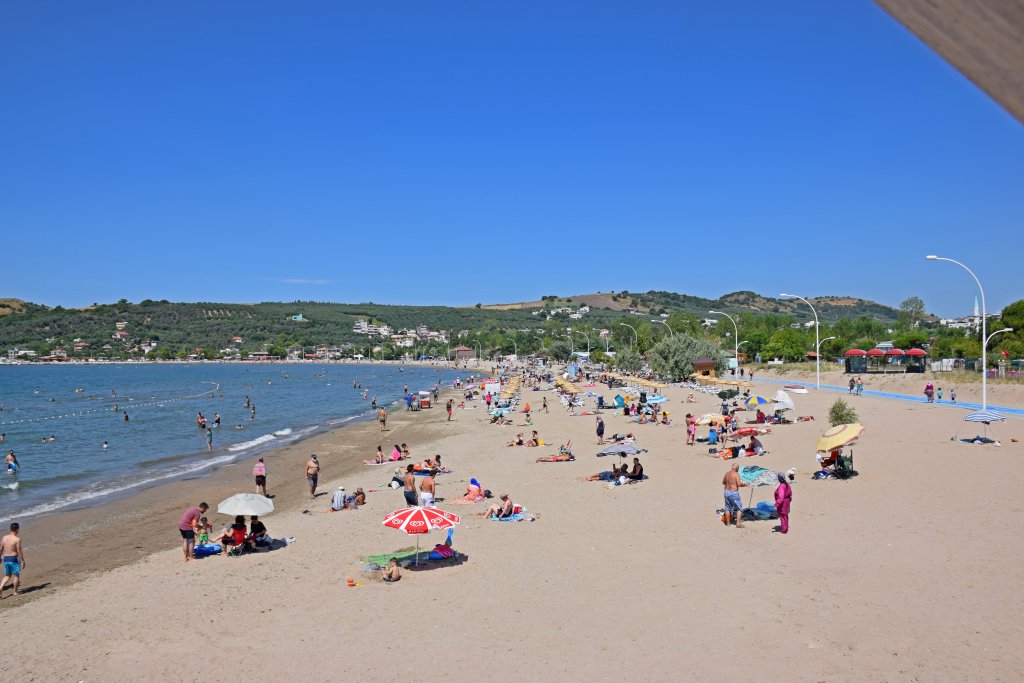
217, 493, 275, 517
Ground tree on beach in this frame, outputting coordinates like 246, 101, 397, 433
647, 334, 726, 381
614, 347, 643, 373
827, 398, 859, 427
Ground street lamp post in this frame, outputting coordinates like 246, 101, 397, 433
651, 319, 673, 336
709, 310, 739, 375
619, 322, 638, 348
927, 256, 990, 409
562, 332, 575, 355
817, 336, 837, 367
986, 328, 1014, 380
576, 330, 591, 353
779, 295, 820, 389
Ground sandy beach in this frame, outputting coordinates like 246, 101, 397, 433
1, 367, 1022, 682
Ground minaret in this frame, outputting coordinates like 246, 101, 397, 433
974, 295, 980, 321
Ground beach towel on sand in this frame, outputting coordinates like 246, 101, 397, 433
490, 508, 537, 522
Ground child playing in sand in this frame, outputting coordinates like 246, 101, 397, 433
381, 557, 401, 583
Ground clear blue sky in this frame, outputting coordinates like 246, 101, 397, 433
2, 1, 1021, 317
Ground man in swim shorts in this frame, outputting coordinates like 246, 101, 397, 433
253, 458, 268, 496
0, 523, 25, 598
403, 464, 418, 506
177, 502, 208, 561
306, 454, 320, 498
722, 463, 749, 528
419, 469, 436, 507
378, 407, 387, 431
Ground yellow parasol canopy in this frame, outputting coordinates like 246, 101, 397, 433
816, 423, 864, 452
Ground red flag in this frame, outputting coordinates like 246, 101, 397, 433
1001, 349, 1010, 358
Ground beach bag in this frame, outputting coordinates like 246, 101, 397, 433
432, 544, 455, 559
483, 489, 493, 498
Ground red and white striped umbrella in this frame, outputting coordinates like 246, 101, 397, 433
383, 506, 460, 534
382, 506, 461, 565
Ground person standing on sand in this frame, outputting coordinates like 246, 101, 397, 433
848, 378, 855, 394
0, 523, 25, 597
595, 416, 605, 444
305, 454, 320, 498
177, 502, 208, 562
951, 388, 957, 404
253, 458, 268, 496
378, 407, 387, 431
774, 472, 792, 534
446, 399, 453, 422
856, 377, 863, 395
542, 396, 548, 413
403, 464, 418, 506
419, 469, 436, 506
722, 463, 749, 528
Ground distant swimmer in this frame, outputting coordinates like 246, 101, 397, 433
234, 424, 245, 430
47, 435, 56, 442
244, 396, 251, 409
0, 435, 4, 444
102, 441, 109, 450
250, 405, 256, 420
206, 427, 213, 451
123, 411, 129, 422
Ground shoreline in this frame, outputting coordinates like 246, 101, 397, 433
9, 381, 476, 603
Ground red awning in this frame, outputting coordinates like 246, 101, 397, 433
886, 348, 906, 356
906, 348, 927, 357
866, 349, 886, 357
844, 349, 867, 357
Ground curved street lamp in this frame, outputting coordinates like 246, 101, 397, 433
817, 336, 837, 365
651, 319, 673, 336
575, 329, 591, 353
779, 294, 820, 389
926, 255, 990, 409
619, 322, 638, 348
709, 310, 738, 374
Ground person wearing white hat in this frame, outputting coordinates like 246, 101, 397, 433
328, 486, 346, 512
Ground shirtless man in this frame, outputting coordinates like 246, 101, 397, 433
403, 464, 418, 506
0, 523, 25, 598
722, 463, 750, 528
378, 407, 387, 431
419, 470, 437, 506
483, 494, 514, 518
305, 454, 320, 498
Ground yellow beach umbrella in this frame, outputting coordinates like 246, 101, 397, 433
816, 423, 864, 452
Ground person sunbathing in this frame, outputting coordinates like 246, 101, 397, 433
507, 433, 525, 447
390, 445, 404, 461
482, 494, 514, 518
536, 452, 574, 462
660, 412, 670, 425
687, 392, 696, 403
452, 477, 485, 503
401, 443, 412, 459
526, 431, 540, 447
423, 455, 451, 473
587, 464, 620, 481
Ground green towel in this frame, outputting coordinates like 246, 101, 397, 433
361, 547, 418, 564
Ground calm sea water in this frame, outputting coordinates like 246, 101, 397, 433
0, 363, 472, 522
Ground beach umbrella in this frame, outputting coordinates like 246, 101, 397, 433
771, 390, 795, 412
816, 423, 864, 452
906, 348, 927, 357
963, 409, 1006, 424
382, 506, 460, 565
733, 426, 769, 438
739, 465, 780, 507
217, 493, 275, 517
744, 395, 770, 408
717, 389, 738, 400
844, 349, 867, 357
697, 413, 722, 426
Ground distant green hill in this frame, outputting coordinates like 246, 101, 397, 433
0, 291, 902, 359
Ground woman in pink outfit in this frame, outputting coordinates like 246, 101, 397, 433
774, 472, 792, 534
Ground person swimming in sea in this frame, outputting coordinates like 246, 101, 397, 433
5, 450, 19, 474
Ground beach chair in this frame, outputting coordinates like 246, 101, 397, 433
833, 450, 856, 479
224, 527, 248, 557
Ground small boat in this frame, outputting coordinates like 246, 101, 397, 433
784, 384, 808, 394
